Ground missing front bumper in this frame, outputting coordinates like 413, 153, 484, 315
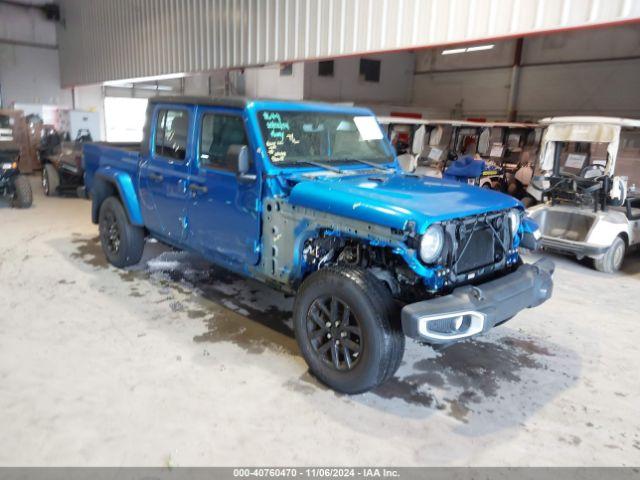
401, 258, 554, 344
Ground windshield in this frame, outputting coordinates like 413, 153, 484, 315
258, 110, 393, 165
554, 141, 609, 176
0, 115, 10, 130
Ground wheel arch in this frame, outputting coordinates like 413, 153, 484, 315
617, 231, 629, 246
91, 170, 143, 226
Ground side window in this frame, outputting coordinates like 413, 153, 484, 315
154, 108, 189, 160
199, 113, 249, 170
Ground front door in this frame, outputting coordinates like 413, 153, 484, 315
139, 105, 192, 245
187, 107, 261, 266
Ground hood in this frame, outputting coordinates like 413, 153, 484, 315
288, 172, 520, 233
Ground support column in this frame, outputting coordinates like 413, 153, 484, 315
507, 38, 524, 121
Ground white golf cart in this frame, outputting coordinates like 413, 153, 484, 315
378, 116, 540, 193
527, 116, 640, 273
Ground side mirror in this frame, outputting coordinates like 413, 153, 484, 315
226, 144, 257, 182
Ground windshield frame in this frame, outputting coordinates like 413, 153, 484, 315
252, 107, 397, 172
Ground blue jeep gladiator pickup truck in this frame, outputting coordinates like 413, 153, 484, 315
84, 96, 554, 394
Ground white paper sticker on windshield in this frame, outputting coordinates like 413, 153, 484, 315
428, 147, 442, 160
354, 116, 383, 141
565, 153, 586, 169
489, 144, 504, 158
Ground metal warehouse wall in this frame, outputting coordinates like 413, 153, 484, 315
0, 2, 71, 107
411, 24, 640, 119
56, 0, 640, 87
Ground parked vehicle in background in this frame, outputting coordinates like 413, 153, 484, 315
0, 109, 40, 173
0, 116, 33, 208
41, 128, 92, 197
0, 114, 13, 142
527, 116, 640, 273
378, 116, 540, 193
84, 96, 553, 393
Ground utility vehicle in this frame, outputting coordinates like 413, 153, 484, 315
527, 116, 640, 273
0, 122, 32, 208
41, 128, 92, 197
84, 97, 553, 393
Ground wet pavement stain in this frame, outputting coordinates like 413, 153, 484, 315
372, 335, 558, 422
70, 237, 107, 268
409, 338, 542, 396
193, 312, 298, 356
71, 238, 293, 351
186, 309, 207, 319
284, 376, 318, 395
373, 377, 440, 408
559, 435, 582, 446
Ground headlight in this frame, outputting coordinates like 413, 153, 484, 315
420, 224, 444, 264
508, 209, 521, 236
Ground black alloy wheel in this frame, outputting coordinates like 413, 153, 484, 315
307, 295, 363, 371
100, 208, 121, 256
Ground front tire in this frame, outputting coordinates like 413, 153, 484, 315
11, 175, 33, 208
293, 266, 405, 394
98, 196, 145, 268
42, 163, 60, 196
594, 236, 626, 273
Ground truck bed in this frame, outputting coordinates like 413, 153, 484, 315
83, 142, 141, 195
89, 142, 140, 152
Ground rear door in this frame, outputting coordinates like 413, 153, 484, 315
139, 105, 193, 244
187, 107, 261, 266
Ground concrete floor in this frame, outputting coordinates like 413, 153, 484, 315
0, 178, 639, 466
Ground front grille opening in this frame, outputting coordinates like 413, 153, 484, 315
455, 227, 496, 274
444, 210, 512, 277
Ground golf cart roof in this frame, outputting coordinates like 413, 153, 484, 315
540, 116, 640, 128
376, 116, 431, 126
377, 116, 537, 129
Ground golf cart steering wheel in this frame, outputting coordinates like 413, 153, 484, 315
580, 164, 606, 180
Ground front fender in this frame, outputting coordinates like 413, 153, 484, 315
586, 212, 631, 247
519, 217, 541, 250
93, 167, 144, 226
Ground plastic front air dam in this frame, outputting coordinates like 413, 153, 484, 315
401, 258, 554, 344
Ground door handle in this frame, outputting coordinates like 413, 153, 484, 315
189, 183, 208, 193
149, 172, 164, 182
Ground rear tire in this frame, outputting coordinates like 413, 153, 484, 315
594, 236, 626, 274
293, 266, 404, 394
42, 163, 60, 196
11, 175, 32, 208
98, 196, 145, 268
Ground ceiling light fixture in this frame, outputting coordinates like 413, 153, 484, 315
103, 72, 187, 87
442, 44, 494, 55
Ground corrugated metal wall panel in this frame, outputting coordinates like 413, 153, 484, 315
56, 0, 640, 87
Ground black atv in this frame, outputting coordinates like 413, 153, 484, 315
0, 144, 32, 208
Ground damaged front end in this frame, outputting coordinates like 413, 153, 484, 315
257, 170, 552, 346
